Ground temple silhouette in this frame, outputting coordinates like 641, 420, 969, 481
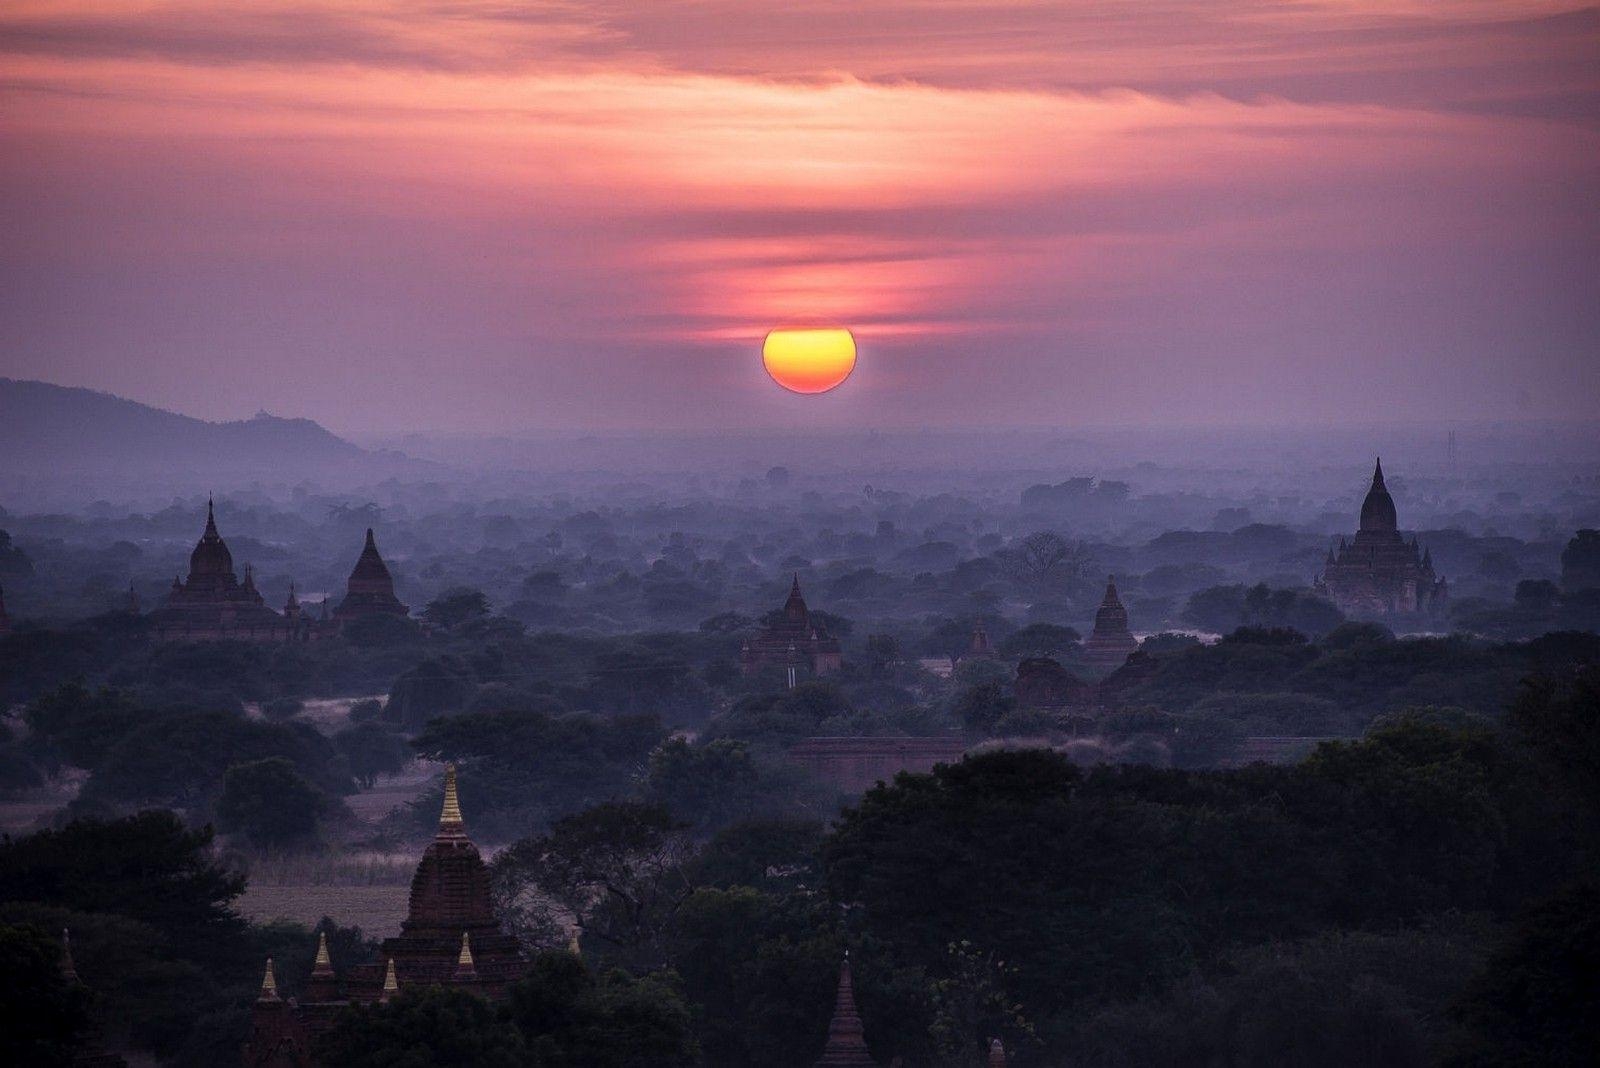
241, 765, 525, 1066
1314, 459, 1448, 616
146, 499, 408, 641
741, 573, 844, 676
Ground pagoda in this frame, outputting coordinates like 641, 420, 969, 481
1314, 459, 1447, 616
332, 529, 409, 624
1082, 577, 1138, 667
243, 766, 525, 1066
814, 953, 877, 1067
147, 498, 311, 642
741, 574, 843, 676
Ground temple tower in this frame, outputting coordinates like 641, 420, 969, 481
333, 529, 408, 623
814, 953, 876, 1067
1315, 458, 1447, 616
1083, 577, 1138, 667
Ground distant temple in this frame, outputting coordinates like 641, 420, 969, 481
147, 499, 312, 642
1014, 657, 1094, 710
814, 954, 876, 1067
145, 501, 409, 642
1314, 459, 1447, 616
242, 766, 525, 1066
333, 529, 409, 622
955, 625, 1000, 665
1082, 577, 1139, 667
741, 574, 843, 676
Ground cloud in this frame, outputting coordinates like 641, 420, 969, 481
0, 1, 1595, 431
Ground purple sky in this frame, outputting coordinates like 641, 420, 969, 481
1, 1, 1597, 435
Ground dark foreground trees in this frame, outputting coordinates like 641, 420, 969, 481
316, 952, 698, 1068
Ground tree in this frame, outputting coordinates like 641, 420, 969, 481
1447, 881, 1600, 1068
0, 923, 89, 1067
491, 802, 694, 968
1560, 529, 1600, 591
216, 758, 326, 848
865, 634, 900, 675
335, 722, 409, 788
1000, 532, 1090, 590
954, 682, 1014, 734
645, 739, 763, 833
507, 951, 699, 1067
0, 812, 246, 962
422, 587, 491, 630
23, 684, 145, 768
998, 623, 1081, 659
1513, 580, 1559, 612
316, 986, 526, 1068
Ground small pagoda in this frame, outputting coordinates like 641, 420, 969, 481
1082, 577, 1139, 667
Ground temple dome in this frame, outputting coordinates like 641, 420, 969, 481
1359, 458, 1398, 532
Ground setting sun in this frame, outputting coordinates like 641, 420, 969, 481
762, 328, 857, 394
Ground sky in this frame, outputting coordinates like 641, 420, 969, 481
1, 1, 1597, 436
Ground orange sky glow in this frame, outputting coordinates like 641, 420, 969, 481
1, 1, 1596, 431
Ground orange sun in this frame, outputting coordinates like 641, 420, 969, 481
762, 328, 857, 394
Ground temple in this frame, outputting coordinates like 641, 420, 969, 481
242, 766, 525, 1066
1314, 459, 1447, 616
741, 574, 844, 676
333, 529, 409, 622
147, 499, 312, 642
1082, 577, 1139, 667
814, 953, 877, 1067
955, 625, 1000, 665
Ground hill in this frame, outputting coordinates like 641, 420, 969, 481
0, 378, 400, 486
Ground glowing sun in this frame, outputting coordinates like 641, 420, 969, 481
762, 328, 857, 394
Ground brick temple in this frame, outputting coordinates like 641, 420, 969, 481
1314, 459, 1448, 616
741, 574, 844, 676
241, 765, 525, 1066
145, 499, 408, 642
1082, 576, 1139, 667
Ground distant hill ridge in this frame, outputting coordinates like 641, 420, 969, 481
0, 377, 368, 473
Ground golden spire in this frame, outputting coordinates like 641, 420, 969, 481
568, 926, 582, 956
438, 763, 465, 835
458, 931, 475, 969
311, 930, 334, 977
259, 957, 280, 1000
381, 957, 398, 1002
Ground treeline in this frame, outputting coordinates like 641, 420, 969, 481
5, 670, 1595, 1065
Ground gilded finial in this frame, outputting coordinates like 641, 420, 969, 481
312, 930, 334, 976
457, 931, 475, 969
568, 927, 582, 956
438, 763, 465, 834
259, 957, 280, 1000
381, 957, 398, 1001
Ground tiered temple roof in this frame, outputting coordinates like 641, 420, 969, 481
815, 954, 877, 1067
333, 529, 408, 622
1083, 577, 1139, 667
242, 766, 525, 1066
741, 574, 843, 676
1315, 459, 1447, 616
147, 499, 311, 642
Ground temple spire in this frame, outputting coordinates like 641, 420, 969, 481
312, 931, 334, 978
1373, 456, 1386, 488
988, 1037, 1008, 1067
814, 951, 874, 1066
438, 763, 466, 837
380, 958, 399, 1002
258, 957, 280, 1001
365, 527, 377, 552
454, 932, 477, 980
